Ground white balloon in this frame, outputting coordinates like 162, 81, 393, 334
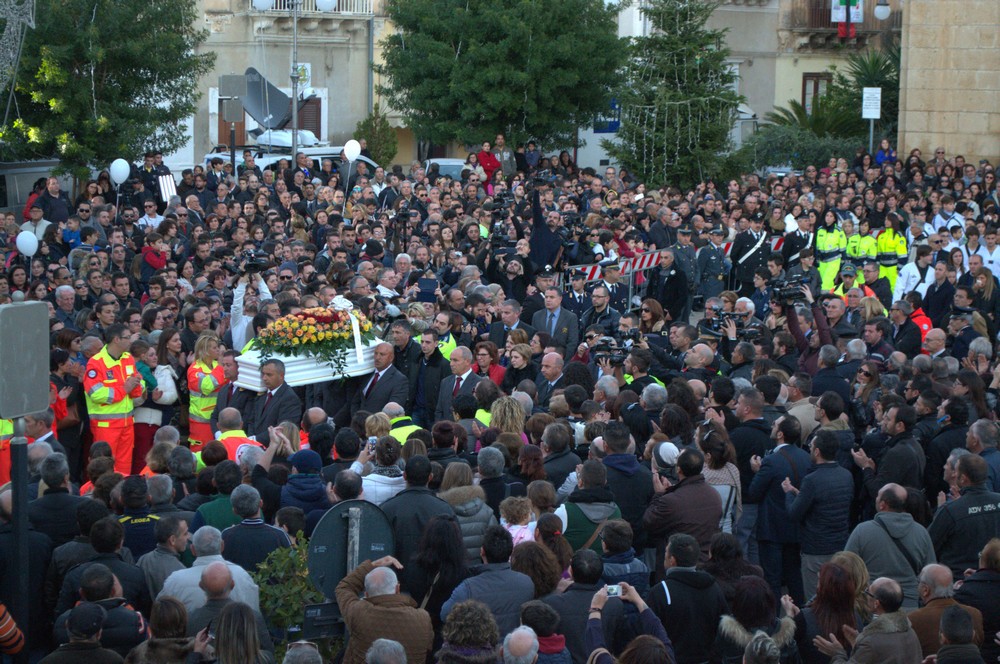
109, 158, 131, 185
315, 0, 337, 10
252, 0, 274, 9
343, 139, 361, 162
16, 231, 38, 257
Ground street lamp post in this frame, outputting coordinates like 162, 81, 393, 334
254, 0, 337, 160
873, 0, 891, 20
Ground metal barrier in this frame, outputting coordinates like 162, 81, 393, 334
562, 250, 662, 312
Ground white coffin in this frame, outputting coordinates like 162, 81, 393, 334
235, 342, 378, 390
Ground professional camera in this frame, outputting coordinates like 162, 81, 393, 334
239, 249, 271, 274
771, 276, 810, 303
592, 338, 629, 366
736, 325, 763, 341
621, 328, 644, 344
531, 169, 555, 187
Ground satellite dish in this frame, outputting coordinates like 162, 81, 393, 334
307, 500, 395, 599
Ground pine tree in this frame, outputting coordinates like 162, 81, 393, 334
604, 0, 741, 188
376, 0, 624, 146
354, 104, 399, 167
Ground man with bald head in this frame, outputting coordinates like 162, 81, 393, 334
335, 555, 433, 664
682, 343, 716, 381
845, 483, 936, 607
923, 328, 948, 359
535, 352, 565, 410
814, 576, 922, 663
186, 562, 274, 652
907, 563, 984, 656
351, 342, 409, 415
215, 407, 264, 464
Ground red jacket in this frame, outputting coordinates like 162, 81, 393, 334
910, 308, 932, 341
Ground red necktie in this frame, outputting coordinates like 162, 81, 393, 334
365, 372, 380, 398
452, 375, 462, 396
262, 391, 273, 412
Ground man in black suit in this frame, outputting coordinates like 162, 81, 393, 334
487, 300, 535, 350
210, 350, 253, 435
746, 416, 812, 606
249, 359, 303, 444
531, 287, 579, 357
407, 331, 452, 428
434, 346, 482, 423
535, 352, 566, 410
351, 343, 409, 415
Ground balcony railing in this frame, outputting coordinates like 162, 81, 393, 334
248, 0, 373, 16
789, 0, 901, 33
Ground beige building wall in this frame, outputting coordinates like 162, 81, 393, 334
898, 0, 1000, 161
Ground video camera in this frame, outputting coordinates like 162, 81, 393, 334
592, 337, 628, 366
771, 275, 810, 303
238, 249, 271, 274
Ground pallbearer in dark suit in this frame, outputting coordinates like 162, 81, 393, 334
351, 343, 410, 415
248, 359, 303, 444
210, 350, 254, 435
434, 346, 483, 423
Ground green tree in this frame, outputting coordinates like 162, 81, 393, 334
764, 97, 859, 138
0, 0, 214, 177
603, 0, 741, 188
354, 104, 399, 167
823, 42, 900, 142
721, 124, 860, 176
376, 0, 624, 146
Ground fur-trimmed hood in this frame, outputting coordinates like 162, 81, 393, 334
717, 615, 797, 649
439, 484, 487, 513
861, 610, 912, 636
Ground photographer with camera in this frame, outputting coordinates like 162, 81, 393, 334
230, 263, 273, 351
786, 285, 835, 376
718, 299, 770, 368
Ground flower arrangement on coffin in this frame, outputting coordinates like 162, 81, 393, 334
252, 305, 377, 376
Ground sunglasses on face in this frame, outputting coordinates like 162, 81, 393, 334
857, 369, 872, 378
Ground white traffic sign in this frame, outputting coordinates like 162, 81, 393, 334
862, 87, 882, 120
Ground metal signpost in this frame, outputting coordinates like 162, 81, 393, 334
0, 300, 51, 663
862, 87, 882, 154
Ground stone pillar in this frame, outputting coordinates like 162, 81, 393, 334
898, 0, 1000, 162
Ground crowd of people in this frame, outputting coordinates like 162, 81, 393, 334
0, 135, 1000, 664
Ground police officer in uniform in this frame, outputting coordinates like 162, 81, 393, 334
782, 214, 814, 271
697, 227, 730, 302
520, 266, 556, 325
562, 269, 591, 319
589, 261, 630, 315
730, 216, 770, 296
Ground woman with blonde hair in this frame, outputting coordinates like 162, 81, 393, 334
500, 343, 538, 394
490, 397, 528, 444
859, 296, 885, 321
186, 333, 226, 453
829, 550, 872, 623
365, 412, 391, 439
